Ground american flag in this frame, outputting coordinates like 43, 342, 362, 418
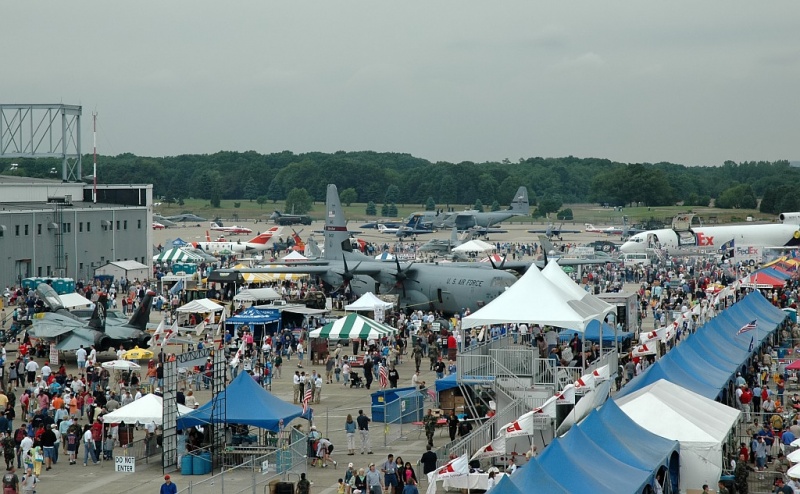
379, 364, 388, 388
737, 320, 757, 335
302, 386, 312, 415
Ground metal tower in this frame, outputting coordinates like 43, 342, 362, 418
0, 104, 82, 181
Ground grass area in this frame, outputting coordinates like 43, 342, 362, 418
155, 199, 769, 226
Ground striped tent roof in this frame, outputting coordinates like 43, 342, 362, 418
309, 313, 398, 340
229, 264, 309, 283
153, 248, 206, 263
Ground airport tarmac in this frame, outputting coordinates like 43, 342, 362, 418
23, 219, 626, 494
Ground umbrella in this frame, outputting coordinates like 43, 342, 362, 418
101, 360, 142, 371
788, 449, 800, 463
123, 347, 154, 360
787, 360, 800, 371
561, 266, 575, 273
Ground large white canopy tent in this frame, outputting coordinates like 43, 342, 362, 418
452, 239, 495, 253
345, 292, 394, 312
176, 298, 225, 313
541, 261, 616, 319
615, 379, 741, 492
462, 264, 598, 331
103, 394, 194, 426
233, 287, 282, 302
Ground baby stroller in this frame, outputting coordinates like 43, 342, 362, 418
349, 373, 365, 388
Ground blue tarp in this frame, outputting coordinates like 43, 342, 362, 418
559, 321, 633, 344
434, 374, 494, 393
510, 400, 679, 494
177, 372, 311, 431
617, 292, 787, 400
757, 267, 791, 280
226, 307, 281, 326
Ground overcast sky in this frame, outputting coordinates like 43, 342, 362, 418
4, 2, 799, 166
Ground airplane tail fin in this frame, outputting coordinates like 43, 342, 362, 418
450, 227, 458, 247
126, 290, 155, 331
509, 186, 530, 214
324, 184, 352, 259
205, 230, 212, 242
248, 226, 281, 245
291, 230, 305, 251
305, 237, 322, 258
537, 234, 556, 256
210, 222, 220, 229
88, 294, 108, 330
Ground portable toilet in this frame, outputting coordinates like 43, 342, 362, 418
53, 278, 68, 295
783, 308, 797, 324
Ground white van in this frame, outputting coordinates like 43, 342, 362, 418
620, 252, 652, 268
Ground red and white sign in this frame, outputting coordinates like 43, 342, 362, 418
503, 411, 536, 437
555, 383, 576, 405
591, 365, 610, 382
532, 396, 557, 418
471, 436, 506, 460
434, 454, 469, 479
574, 373, 596, 390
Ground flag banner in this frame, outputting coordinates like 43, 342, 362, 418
149, 318, 166, 346
161, 320, 178, 347
574, 373, 596, 390
737, 320, 757, 335
632, 343, 656, 357
591, 365, 610, 382
434, 454, 469, 479
229, 340, 245, 367
379, 364, 388, 388
639, 328, 665, 344
532, 396, 558, 418
502, 411, 535, 437
471, 436, 506, 460
555, 383, 576, 405
302, 386, 312, 415
194, 321, 206, 335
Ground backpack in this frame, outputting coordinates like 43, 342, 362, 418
14, 429, 25, 444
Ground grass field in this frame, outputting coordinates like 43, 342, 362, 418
155, 199, 768, 226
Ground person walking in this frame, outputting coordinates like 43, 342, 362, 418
19, 467, 35, 494
357, 410, 373, 455
82, 425, 98, 466
297, 472, 311, 494
419, 445, 437, 481
160, 474, 177, 494
366, 463, 382, 494
344, 414, 356, 455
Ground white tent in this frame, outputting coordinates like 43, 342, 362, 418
462, 264, 596, 331
615, 379, 741, 493
345, 292, 394, 312
541, 261, 616, 319
234, 287, 282, 302
59, 292, 94, 309
281, 251, 308, 262
103, 394, 194, 426
176, 298, 225, 313
452, 239, 495, 253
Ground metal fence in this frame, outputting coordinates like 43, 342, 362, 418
375, 388, 436, 447
179, 430, 307, 494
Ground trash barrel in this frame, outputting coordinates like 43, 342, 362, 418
193, 451, 211, 475
181, 454, 193, 475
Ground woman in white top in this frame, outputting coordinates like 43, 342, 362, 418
486, 471, 497, 490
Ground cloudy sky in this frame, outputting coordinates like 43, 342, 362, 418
4, 2, 799, 166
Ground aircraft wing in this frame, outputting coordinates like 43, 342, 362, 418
28, 314, 85, 339
56, 332, 96, 351
103, 324, 141, 340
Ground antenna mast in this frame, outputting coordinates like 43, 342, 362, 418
93, 112, 97, 203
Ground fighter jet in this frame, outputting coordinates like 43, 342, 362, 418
27, 284, 154, 351
527, 222, 582, 240
418, 228, 468, 255
212, 185, 520, 314
431, 186, 530, 234
165, 213, 207, 223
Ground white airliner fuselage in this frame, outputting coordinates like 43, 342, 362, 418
620, 223, 800, 253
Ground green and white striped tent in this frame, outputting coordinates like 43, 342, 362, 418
310, 313, 398, 340
153, 248, 206, 263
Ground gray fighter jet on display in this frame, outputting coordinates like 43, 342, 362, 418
165, 213, 207, 223
212, 185, 521, 314
27, 284, 154, 351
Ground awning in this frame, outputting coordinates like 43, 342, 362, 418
153, 248, 205, 263
310, 313, 397, 340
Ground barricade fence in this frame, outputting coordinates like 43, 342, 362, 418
179, 430, 306, 494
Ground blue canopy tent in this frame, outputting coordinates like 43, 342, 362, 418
177, 372, 311, 432
617, 292, 787, 401
500, 458, 569, 494
757, 267, 791, 280
434, 374, 495, 393
511, 400, 679, 493
225, 307, 281, 340
559, 320, 633, 345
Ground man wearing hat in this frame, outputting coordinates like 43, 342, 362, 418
160, 474, 177, 494
774, 477, 793, 494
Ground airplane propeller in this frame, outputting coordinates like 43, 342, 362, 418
333, 256, 364, 291
393, 257, 419, 297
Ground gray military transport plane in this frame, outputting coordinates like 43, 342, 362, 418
212, 185, 521, 314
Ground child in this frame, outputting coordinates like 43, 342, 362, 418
32, 445, 43, 476
337, 478, 345, 494
67, 430, 79, 465
103, 433, 115, 460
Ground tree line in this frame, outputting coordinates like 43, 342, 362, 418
0, 152, 795, 213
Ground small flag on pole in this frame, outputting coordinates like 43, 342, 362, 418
737, 320, 757, 335
749, 336, 754, 352
379, 364, 388, 388
302, 386, 312, 415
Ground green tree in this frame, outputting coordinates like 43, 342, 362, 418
716, 184, 757, 209
384, 185, 400, 204
340, 187, 358, 207
243, 178, 260, 202
473, 199, 484, 212
388, 202, 398, 217
256, 195, 267, 209
284, 188, 313, 214
381, 203, 389, 216
537, 195, 562, 218
210, 190, 221, 208
425, 197, 436, 211
267, 179, 282, 203
490, 200, 501, 212
366, 201, 377, 215
556, 208, 573, 220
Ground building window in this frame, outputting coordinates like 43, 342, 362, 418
46, 266, 51, 276
37, 224, 42, 235
116, 220, 120, 230
138, 219, 142, 229
123, 220, 128, 230
37, 267, 42, 276
14, 225, 19, 236
87, 222, 91, 232
62, 223, 67, 234
79, 222, 83, 233
24, 225, 28, 236
79, 262, 83, 271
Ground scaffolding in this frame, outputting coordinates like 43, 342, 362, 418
210, 347, 227, 472
162, 359, 179, 472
